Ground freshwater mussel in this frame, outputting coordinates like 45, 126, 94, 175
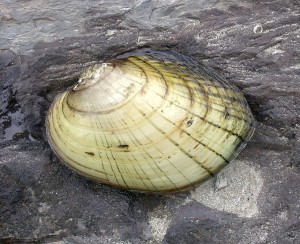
46, 49, 254, 193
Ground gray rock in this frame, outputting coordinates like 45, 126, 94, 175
0, 0, 299, 243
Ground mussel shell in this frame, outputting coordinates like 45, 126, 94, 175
46, 49, 254, 193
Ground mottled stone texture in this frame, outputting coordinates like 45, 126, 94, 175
0, 0, 299, 243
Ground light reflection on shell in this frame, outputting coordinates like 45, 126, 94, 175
46, 49, 255, 193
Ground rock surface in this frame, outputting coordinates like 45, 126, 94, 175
0, 0, 299, 243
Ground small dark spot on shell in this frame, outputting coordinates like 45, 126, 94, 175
118, 144, 129, 148
186, 119, 193, 127
85, 152, 95, 156
117, 144, 130, 152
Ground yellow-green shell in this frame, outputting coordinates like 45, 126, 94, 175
46, 49, 254, 193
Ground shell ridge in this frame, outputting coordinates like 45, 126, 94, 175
133, 58, 249, 122
80, 65, 183, 190
141, 51, 250, 129
151, 106, 233, 163
144, 108, 215, 177
133, 101, 202, 187
125, 57, 200, 187
128, 56, 170, 99
47, 110, 113, 179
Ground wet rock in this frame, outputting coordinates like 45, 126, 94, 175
0, 165, 22, 218
0, 50, 16, 70
191, 160, 263, 218
163, 203, 234, 244
0, 0, 300, 243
